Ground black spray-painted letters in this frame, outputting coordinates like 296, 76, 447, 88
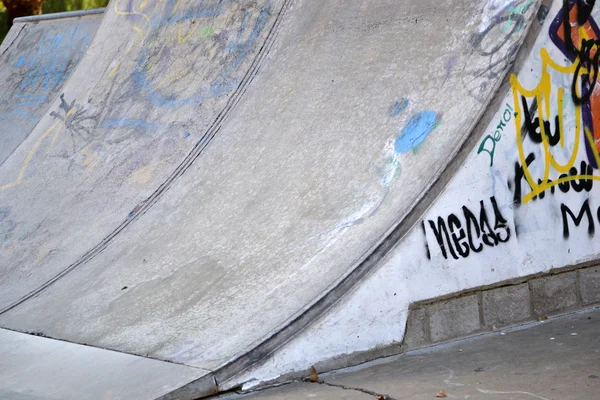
423, 196, 510, 260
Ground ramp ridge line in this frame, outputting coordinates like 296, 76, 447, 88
0, 23, 25, 56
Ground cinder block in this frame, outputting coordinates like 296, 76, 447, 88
402, 307, 429, 349
530, 272, 579, 316
428, 294, 480, 342
580, 267, 600, 306
482, 284, 531, 328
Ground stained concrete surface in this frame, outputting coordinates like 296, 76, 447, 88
0, 328, 207, 400
231, 307, 600, 400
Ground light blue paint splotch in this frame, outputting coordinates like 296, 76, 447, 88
394, 110, 441, 153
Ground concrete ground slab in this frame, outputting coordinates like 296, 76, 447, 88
231, 307, 600, 400
0, 328, 209, 400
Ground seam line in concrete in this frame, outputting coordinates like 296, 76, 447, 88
477, 291, 485, 327
424, 306, 431, 343
575, 269, 583, 305
313, 380, 397, 400
528, 278, 535, 317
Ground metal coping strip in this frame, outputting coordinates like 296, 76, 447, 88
13, 8, 105, 23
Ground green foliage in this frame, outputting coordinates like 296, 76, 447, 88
0, 0, 108, 44
42, 0, 108, 14
0, 3, 7, 44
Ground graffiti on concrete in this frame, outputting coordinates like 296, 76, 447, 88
0, 94, 106, 190
0, 26, 93, 122
549, 0, 600, 166
388, 98, 409, 117
509, 49, 599, 204
512, 153, 594, 205
17, 27, 91, 92
0, 1, 279, 193
445, 0, 600, 260
423, 196, 510, 260
328, 98, 442, 235
0, 206, 16, 243
111, 0, 272, 108
478, 102, 514, 166
394, 111, 442, 154
561, 199, 596, 237
462, 0, 536, 102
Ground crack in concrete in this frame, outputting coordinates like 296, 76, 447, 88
310, 380, 398, 400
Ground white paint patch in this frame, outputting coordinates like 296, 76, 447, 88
477, 388, 551, 399
444, 368, 465, 387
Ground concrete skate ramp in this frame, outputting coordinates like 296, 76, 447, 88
0, 9, 103, 165
0, 0, 538, 393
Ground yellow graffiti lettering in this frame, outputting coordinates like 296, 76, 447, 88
510, 48, 600, 203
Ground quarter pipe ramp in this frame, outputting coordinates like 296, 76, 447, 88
1, 0, 585, 399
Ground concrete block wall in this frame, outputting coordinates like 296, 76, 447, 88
403, 265, 600, 349
580, 267, 600, 306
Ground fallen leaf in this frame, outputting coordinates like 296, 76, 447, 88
308, 366, 320, 383
436, 390, 447, 398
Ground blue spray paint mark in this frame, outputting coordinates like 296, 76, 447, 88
442, 56, 458, 86
134, 6, 271, 108
394, 110, 441, 153
17, 26, 92, 92
388, 98, 409, 117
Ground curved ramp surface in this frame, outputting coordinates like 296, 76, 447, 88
0, 0, 285, 309
0, 9, 103, 164
0, 0, 538, 394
